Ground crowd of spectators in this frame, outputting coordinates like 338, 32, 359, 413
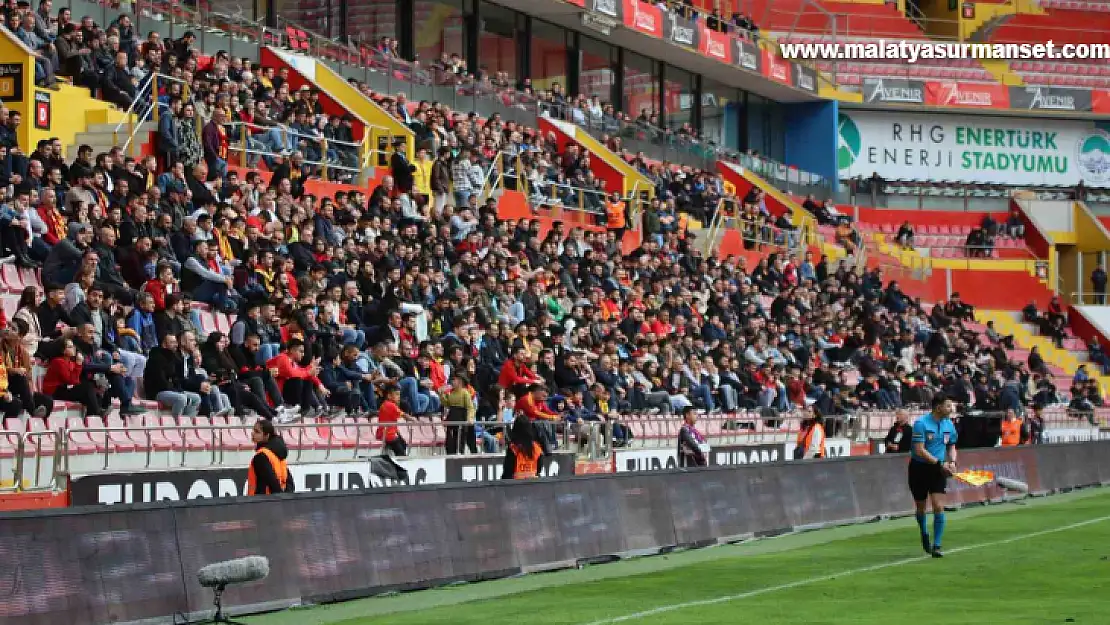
0, 4, 1091, 454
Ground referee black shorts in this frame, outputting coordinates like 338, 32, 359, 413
908, 460, 947, 501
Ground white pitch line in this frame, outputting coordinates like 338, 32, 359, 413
581, 513, 1110, 625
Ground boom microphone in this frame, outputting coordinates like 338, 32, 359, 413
995, 476, 1030, 493
197, 556, 270, 588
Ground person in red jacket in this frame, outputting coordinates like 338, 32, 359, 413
142, 262, 177, 312
375, 383, 410, 456
498, 345, 541, 397
43, 339, 103, 416
266, 339, 329, 418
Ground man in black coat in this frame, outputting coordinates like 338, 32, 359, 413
92, 225, 135, 304
390, 139, 416, 194
101, 50, 136, 109
145, 333, 203, 416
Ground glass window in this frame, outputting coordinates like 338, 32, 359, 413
623, 51, 659, 125
579, 35, 615, 105
702, 78, 740, 151
531, 20, 568, 91
414, 0, 466, 68
477, 1, 519, 81
745, 93, 785, 162
663, 65, 694, 132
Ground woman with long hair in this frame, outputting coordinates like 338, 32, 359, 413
12, 286, 43, 356
0, 318, 52, 418
500, 415, 544, 479
43, 338, 103, 416
200, 331, 277, 420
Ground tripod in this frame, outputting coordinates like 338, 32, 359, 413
207, 583, 247, 625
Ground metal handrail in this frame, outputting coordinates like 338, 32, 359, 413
20, 430, 60, 492
224, 120, 363, 180
1068, 291, 1110, 305
110, 72, 191, 152
9, 404, 1107, 487
0, 429, 24, 492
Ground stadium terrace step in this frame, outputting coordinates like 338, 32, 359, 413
977, 309, 1110, 396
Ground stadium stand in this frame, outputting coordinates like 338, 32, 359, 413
0, 0, 1105, 496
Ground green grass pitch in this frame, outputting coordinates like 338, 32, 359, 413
248, 487, 1110, 625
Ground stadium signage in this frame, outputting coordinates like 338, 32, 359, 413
783, 437, 851, 459
446, 452, 576, 483
935, 81, 995, 107
13, 442, 1105, 624
762, 49, 791, 85
623, 0, 663, 38
793, 64, 818, 93
862, 77, 924, 104
70, 458, 450, 505
1042, 427, 1102, 443
837, 109, 1110, 185
615, 443, 788, 472
737, 39, 761, 73
590, 0, 620, 18
581, 12, 618, 36
664, 13, 697, 48
1007, 86, 1093, 112
699, 27, 732, 63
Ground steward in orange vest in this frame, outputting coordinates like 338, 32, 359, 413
795, 414, 826, 460
1000, 412, 1024, 447
502, 416, 545, 479
604, 192, 626, 231
248, 419, 293, 495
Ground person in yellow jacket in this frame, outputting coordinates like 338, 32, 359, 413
248, 419, 294, 495
412, 147, 433, 205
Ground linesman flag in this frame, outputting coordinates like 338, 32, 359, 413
952, 470, 994, 486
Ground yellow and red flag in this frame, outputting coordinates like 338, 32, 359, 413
953, 470, 995, 486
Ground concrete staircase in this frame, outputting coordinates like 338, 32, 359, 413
976, 309, 1109, 395
66, 120, 157, 160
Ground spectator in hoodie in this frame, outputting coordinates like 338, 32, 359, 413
319, 347, 362, 415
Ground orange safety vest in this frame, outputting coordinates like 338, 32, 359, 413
605, 200, 626, 229
1000, 418, 1023, 446
797, 423, 825, 459
511, 442, 543, 479
247, 447, 288, 495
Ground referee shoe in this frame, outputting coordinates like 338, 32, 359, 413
931, 547, 944, 558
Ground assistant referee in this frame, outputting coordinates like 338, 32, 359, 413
908, 392, 959, 558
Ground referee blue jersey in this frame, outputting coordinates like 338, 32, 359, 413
910, 413, 958, 464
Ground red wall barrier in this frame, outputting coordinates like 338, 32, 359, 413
0, 490, 68, 511
850, 206, 1001, 228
